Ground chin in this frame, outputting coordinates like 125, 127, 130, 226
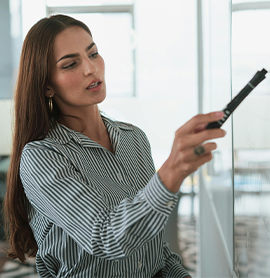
95, 90, 106, 105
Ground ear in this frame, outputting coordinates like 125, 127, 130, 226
45, 87, 54, 98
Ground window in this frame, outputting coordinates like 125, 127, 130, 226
47, 4, 136, 97
232, 2, 270, 277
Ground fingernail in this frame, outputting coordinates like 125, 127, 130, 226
215, 111, 224, 117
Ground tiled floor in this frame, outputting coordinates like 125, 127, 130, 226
178, 216, 198, 277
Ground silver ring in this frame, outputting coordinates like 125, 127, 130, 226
194, 146, 205, 156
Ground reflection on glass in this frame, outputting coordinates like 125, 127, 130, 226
234, 151, 270, 277
232, 9, 270, 277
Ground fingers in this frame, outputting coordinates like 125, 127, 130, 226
194, 145, 206, 156
177, 143, 216, 177
188, 128, 226, 148
177, 111, 224, 135
192, 151, 213, 171
180, 142, 217, 162
174, 128, 225, 153
194, 123, 208, 133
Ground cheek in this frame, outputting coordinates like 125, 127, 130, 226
99, 57, 105, 75
53, 73, 80, 91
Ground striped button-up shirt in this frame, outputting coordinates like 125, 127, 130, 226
20, 116, 190, 278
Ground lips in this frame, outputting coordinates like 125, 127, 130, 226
86, 80, 102, 90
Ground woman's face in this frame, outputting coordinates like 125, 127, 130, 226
47, 26, 106, 114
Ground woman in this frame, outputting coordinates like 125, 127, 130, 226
4, 14, 225, 277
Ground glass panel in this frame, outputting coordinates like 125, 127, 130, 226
202, 0, 234, 266
59, 12, 134, 97
232, 9, 270, 277
232, 10, 270, 96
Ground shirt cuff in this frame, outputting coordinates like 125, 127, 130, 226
143, 172, 179, 216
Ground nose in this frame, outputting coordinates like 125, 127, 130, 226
84, 58, 98, 76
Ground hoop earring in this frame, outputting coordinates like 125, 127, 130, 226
49, 96, 53, 112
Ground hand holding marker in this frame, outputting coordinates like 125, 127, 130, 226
206, 68, 268, 129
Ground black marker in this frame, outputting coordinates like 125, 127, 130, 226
206, 68, 268, 129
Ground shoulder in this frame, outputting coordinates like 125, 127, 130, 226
21, 125, 71, 163
20, 136, 72, 180
20, 139, 60, 168
22, 122, 78, 154
22, 138, 55, 154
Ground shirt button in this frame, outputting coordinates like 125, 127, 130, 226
137, 261, 142, 269
167, 201, 174, 208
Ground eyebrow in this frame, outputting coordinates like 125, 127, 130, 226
56, 42, 96, 64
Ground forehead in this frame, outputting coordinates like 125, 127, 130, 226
52, 26, 93, 59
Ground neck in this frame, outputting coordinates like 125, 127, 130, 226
58, 105, 113, 152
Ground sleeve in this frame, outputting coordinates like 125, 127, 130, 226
162, 242, 191, 278
20, 145, 179, 260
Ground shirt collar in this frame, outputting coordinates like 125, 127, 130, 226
46, 115, 133, 147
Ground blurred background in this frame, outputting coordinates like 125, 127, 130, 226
0, 0, 269, 277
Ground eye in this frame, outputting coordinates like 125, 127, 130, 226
63, 62, 76, 70
89, 52, 99, 59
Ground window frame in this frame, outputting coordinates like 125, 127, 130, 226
232, 1, 270, 12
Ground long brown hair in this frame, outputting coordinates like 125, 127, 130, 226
4, 14, 92, 263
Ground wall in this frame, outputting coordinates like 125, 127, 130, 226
0, 100, 13, 155
0, 0, 13, 100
